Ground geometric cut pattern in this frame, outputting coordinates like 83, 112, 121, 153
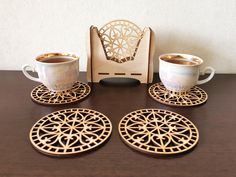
119, 109, 199, 155
30, 108, 112, 156
149, 82, 208, 106
99, 20, 143, 63
31, 81, 91, 105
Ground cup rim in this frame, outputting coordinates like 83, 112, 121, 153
36, 53, 79, 65
159, 53, 203, 67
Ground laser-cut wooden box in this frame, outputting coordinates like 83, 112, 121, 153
87, 20, 155, 83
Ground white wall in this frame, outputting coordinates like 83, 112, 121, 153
0, 0, 236, 73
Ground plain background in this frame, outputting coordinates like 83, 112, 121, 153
0, 0, 236, 73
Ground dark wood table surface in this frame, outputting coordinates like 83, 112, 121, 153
0, 71, 235, 177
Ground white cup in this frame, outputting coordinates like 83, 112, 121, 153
159, 53, 215, 92
22, 53, 80, 92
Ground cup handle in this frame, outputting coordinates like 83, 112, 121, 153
22, 64, 41, 83
197, 66, 215, 85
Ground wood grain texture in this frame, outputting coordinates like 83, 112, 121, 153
0, 71, 235, 177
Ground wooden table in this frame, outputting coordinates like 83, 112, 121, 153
0, 71, 235, 177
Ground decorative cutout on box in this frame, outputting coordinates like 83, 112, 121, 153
30, 108, 112, 156
99, 20, 143, 63
31, 81, 91, 105
119, 109, 199, 155
149, 82, 208, 106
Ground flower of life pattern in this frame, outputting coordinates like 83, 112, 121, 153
30, 108, 112, 156
99, 20, 143, 63
149, 83, 208, 106
31, 81, 91, 105
119, 109, 199, 155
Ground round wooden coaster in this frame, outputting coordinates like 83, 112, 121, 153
149, 82, 208, 106
30, 108, 112, 156
31, 81, 91, 105
119, 109, 199, 155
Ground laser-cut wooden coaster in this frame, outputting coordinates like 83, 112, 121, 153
149, 82, 208, 106
31, 81, 91, 105
119, 109, 199, 155
30, 108, 112, 156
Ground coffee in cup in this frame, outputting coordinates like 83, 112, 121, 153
22, 53, 80, 92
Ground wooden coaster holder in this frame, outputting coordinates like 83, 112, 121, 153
87, 20, 155, 84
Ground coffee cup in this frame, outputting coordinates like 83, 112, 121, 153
22, 53, 80, 92
159, 53, 215, 92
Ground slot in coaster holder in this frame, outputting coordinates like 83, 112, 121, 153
31, 81, 91, 105
119, 109, 199, 155
30, 108, 112, 156
149, 82, 208, 106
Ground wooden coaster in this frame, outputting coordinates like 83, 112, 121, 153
119, 109, 199, 155
149, 82, 208, 106
30, 108, 112, 156
31, 81, 91, 105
